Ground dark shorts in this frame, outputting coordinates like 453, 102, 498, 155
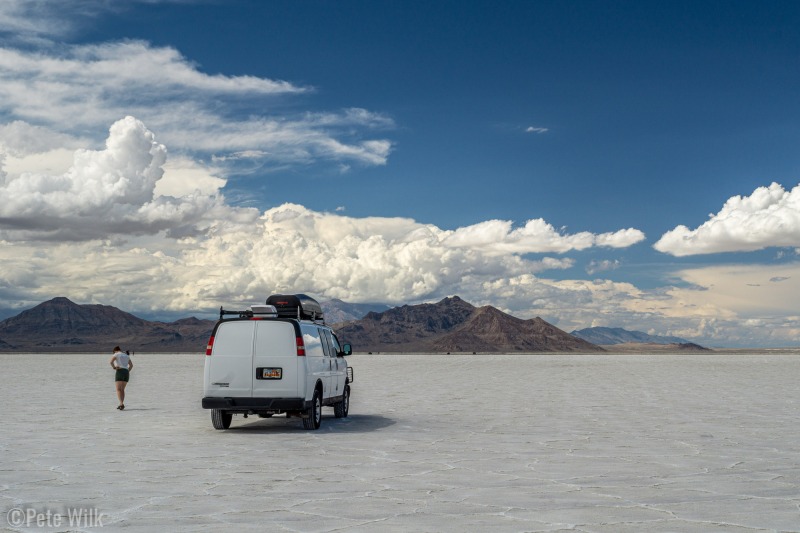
115, 368, 130, 382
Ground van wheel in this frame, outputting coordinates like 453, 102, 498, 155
211, 409, 232, 430
334, 386, 350, 418
303, 390, 322, 430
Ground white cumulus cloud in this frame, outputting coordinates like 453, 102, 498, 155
443, 219, 645, 255
0, 116, 256, 241
655, 182, 800, 256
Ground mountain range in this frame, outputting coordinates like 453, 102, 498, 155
0, 296, 705, 354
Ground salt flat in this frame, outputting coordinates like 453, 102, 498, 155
1, 352, 799, 532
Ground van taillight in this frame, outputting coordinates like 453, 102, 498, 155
296, 336, 306, 356
206, 336, 215, 356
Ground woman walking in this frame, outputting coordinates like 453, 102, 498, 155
109, 346, 133, 410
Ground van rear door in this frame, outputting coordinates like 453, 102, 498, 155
253, 321, 302, 399
206, 321, 255, 397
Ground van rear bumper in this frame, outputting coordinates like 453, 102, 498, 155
202, 396, 307, 411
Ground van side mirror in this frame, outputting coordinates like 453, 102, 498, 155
340, 343, 352, 356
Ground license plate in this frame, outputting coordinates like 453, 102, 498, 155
261, 368, 282, 379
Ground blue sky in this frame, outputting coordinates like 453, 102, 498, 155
0, 0, 799, 347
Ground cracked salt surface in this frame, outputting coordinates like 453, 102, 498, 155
1, 352, 799, 532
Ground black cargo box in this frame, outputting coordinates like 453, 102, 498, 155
266, 294, 324, 321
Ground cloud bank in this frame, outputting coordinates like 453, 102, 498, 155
655, 182, 800, 256
0, 117, 646, 312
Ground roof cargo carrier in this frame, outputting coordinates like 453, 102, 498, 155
266, 294, 324, 322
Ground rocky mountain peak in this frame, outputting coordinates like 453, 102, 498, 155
0, 297, 143, 336
0, 297, 214, 352
337, 296, 603, 353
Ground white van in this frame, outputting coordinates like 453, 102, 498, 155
201, 294, 353, 430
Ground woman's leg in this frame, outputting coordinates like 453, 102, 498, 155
115, 381, 125, 406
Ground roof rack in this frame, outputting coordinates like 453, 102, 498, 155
219, 295, 326, 324
219, 307, 252, 320
218, 304, 280, 320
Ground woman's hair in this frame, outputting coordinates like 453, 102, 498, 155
113, 346, 121, 352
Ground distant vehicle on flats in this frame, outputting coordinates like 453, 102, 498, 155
202, 294, 353, 430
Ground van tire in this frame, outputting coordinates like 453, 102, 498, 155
303, 390, 322, 430
211, 409, 232, 430
334, 386, 350, 418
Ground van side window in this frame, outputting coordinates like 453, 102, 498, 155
301, 326, 325, 357
328, 331, 342, 357
321, 329, 335, 357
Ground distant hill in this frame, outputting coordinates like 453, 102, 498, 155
0, 297, 215, 352
336, 296, 603, 353
571, 327, 690, 345
606, 342, 713, 353
321, 298, 391, 324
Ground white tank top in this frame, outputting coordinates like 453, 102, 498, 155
115, 352, 130, 369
